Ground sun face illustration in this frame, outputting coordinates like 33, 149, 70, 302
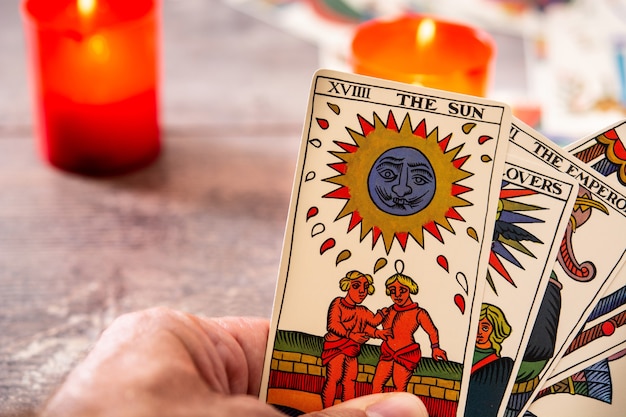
323, 110, 473, 253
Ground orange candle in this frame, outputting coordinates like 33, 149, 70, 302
22, 0, 161, 176
350, 14, 496, 97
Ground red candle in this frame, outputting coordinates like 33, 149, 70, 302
350, 14, 496, 97
22, 0, 161, 176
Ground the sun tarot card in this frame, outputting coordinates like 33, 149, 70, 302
259, 69, 511, 417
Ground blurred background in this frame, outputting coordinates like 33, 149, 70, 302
1, 0, 625, 415
1, 1, 316, 414
225, 0, 626, 143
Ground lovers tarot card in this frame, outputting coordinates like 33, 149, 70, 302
464, 151, 578, 417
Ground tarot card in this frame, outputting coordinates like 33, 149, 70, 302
259, 69, 511, 417
526, 346, 626, 417
544, 276, 626, 387
543, 119, 626, 382
564, 119, 626, 188
464, 152, 578, 417
547, 275, 626, 383
500, 118, 626, 417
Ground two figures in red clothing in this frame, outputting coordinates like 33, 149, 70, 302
320, 263, 448, 408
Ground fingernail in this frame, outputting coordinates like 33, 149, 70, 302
366, 393, 428, 417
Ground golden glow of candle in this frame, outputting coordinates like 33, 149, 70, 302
23, 0, 161, 176
77, 0, 97, 17
87, 34, 110, 61
416, 18, 436, 48
351, 15, 495, 96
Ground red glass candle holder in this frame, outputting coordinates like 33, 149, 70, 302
350, 14, 496, 97
22, 0, 161, 176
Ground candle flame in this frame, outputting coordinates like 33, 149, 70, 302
78, 0, 97, 17
416, 18, 436, 47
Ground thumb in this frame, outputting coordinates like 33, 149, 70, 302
305, 392, 429, 417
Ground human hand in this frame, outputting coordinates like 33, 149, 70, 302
432, 347, 448, 361
374, 328, 393, 341
41, 307, 428, 417
348, 331, 370, 344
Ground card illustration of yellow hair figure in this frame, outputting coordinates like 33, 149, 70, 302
260, 70, 511, 417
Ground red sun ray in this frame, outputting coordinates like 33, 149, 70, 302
438, 133, 452, 152
500, 189, 538, 199
453, 155, 470, 169
324, 186, 350, 199
371, 227, 382, 248
424, 221, 444, 243
328, 162, 347, 174
386, 110, 398, 131
334, 140, 358, 153
348, 211, 362, 232
413, 119, 427, 138
489, 251, 515, 286
452, 184, 472, 196
395, 232, 409, 250
358, 114, 375, 136
445, 207, 464, 221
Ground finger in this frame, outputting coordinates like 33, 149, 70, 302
196, 316, 269, 395
138, 311, 267, 396
41, 308, 217, 416
41, 309, 275, 417
305, 392, 429, 417
201, 394, 287, 417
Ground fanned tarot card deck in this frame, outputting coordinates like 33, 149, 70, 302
259, 70, 626, 417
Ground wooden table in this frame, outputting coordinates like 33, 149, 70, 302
0, 1, 526, 415
1, 1, 316, 414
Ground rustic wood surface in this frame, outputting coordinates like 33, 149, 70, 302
1, 1, 316, 415
0, 1, 525, 415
